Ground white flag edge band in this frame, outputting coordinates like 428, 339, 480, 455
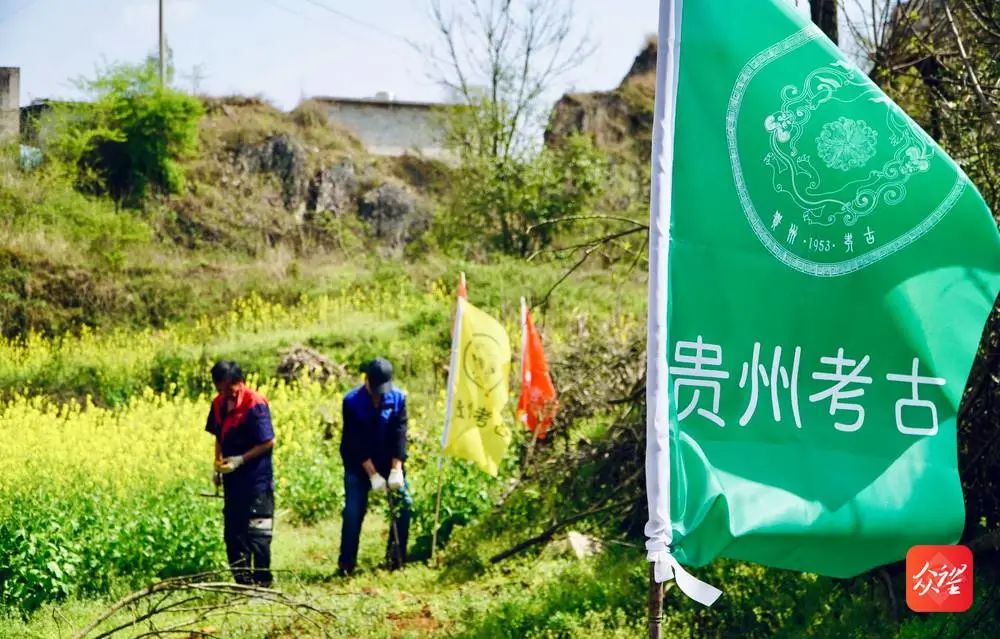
644, 0, 722, 607
439, 296, 465, 465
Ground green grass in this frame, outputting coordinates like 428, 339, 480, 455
0, 254, 646, 626
0, 514, 647, 639
0, 257, 645, 405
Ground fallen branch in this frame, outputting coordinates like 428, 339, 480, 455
89, 596, 200, 639
489, 498, 633, 563
73, 580, 178, 639
73, 569, 338, 639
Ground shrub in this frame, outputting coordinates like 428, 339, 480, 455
43, 59, 203, 207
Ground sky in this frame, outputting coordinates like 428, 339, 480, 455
0, 1, 851, 111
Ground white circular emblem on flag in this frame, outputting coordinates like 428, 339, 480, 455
726, 27, 965, 277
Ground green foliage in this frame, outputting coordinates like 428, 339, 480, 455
0, 149, 151, 245
437, 128, 610, 256
456, 549, 646, 639
0, 487, 219, 613
410, 459, 500, 560
44, 59, 203, 206
281, 441, 344, 526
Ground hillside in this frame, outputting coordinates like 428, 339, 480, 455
546, 37, 656, 166
0, 96, 448, 338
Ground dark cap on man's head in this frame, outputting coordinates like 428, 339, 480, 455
366, 358, 394, 396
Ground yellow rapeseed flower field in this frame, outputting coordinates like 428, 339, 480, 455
0, 273, 640, 614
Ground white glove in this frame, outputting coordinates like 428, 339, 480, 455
369, 473, 388, 493
216, 456, 244, 474
387, 468, 404, 491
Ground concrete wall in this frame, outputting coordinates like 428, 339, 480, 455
0, 67, 20, 142
323, 100, 447, 159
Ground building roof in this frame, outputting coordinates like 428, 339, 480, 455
310, 95, 447, 110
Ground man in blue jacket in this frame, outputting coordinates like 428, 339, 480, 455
338, 357, 411, 574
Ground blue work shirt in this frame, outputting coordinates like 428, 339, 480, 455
205, 386, 275, 497
340, 385, 408, 477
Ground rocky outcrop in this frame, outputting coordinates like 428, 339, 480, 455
624, 37, 656, 80
307, 158, 359, 217
235, 133, 308, 209
358, 182, 429, 252
545, 38, 656, 164
219, 121, 429, 251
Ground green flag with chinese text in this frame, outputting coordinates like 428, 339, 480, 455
645, 0, 1000, 583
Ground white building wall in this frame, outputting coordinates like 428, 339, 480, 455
325, 101, 447, 159
0, 67, 20, 142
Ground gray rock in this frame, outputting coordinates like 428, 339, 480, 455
357, 182, 428, 251
235, 133, 308, 210
307, 158, 358, 216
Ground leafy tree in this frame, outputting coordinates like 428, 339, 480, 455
439, 132, 609, 256
44, 59, 203, 207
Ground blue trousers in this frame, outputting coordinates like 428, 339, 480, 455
338, 470, 412, 571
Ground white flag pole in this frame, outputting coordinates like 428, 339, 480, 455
432, 295, 465, 561
646, 0, 721, 621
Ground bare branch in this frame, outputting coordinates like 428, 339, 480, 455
943, 1, 1000, 127
527, 214, 648, 232
425, 0, 593, 158
73, 571, 337, 639
489, 498, 634, 563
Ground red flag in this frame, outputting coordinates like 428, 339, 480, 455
517, 300, 558, 439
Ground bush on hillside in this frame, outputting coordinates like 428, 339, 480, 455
43, 60, 203, 207
437, 130, 610, 256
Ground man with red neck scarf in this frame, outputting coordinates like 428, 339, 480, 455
205, 360, 276, 587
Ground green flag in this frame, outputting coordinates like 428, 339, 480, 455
645, 0, 1000, 596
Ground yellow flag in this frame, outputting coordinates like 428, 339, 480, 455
441, 298, 512, 475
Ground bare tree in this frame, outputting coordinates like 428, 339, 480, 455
419, 0, 607, 257
811, 0, 839, 43
424, 0, 593, 161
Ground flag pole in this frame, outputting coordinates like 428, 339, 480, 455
430, 454, 446, 562
648, 563, 664, 639
432, 278, 466, 561
647, 0, 682, 631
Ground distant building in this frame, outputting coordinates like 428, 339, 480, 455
313, 93, 449, 159
0, 67, 20, 142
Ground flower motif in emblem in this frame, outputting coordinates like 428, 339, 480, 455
901, 146, 930, 175
816, 117, 878, 171
765, 111, 795, 143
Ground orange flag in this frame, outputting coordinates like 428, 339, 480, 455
450, 273, 467, 340
517, 298, 558, 439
